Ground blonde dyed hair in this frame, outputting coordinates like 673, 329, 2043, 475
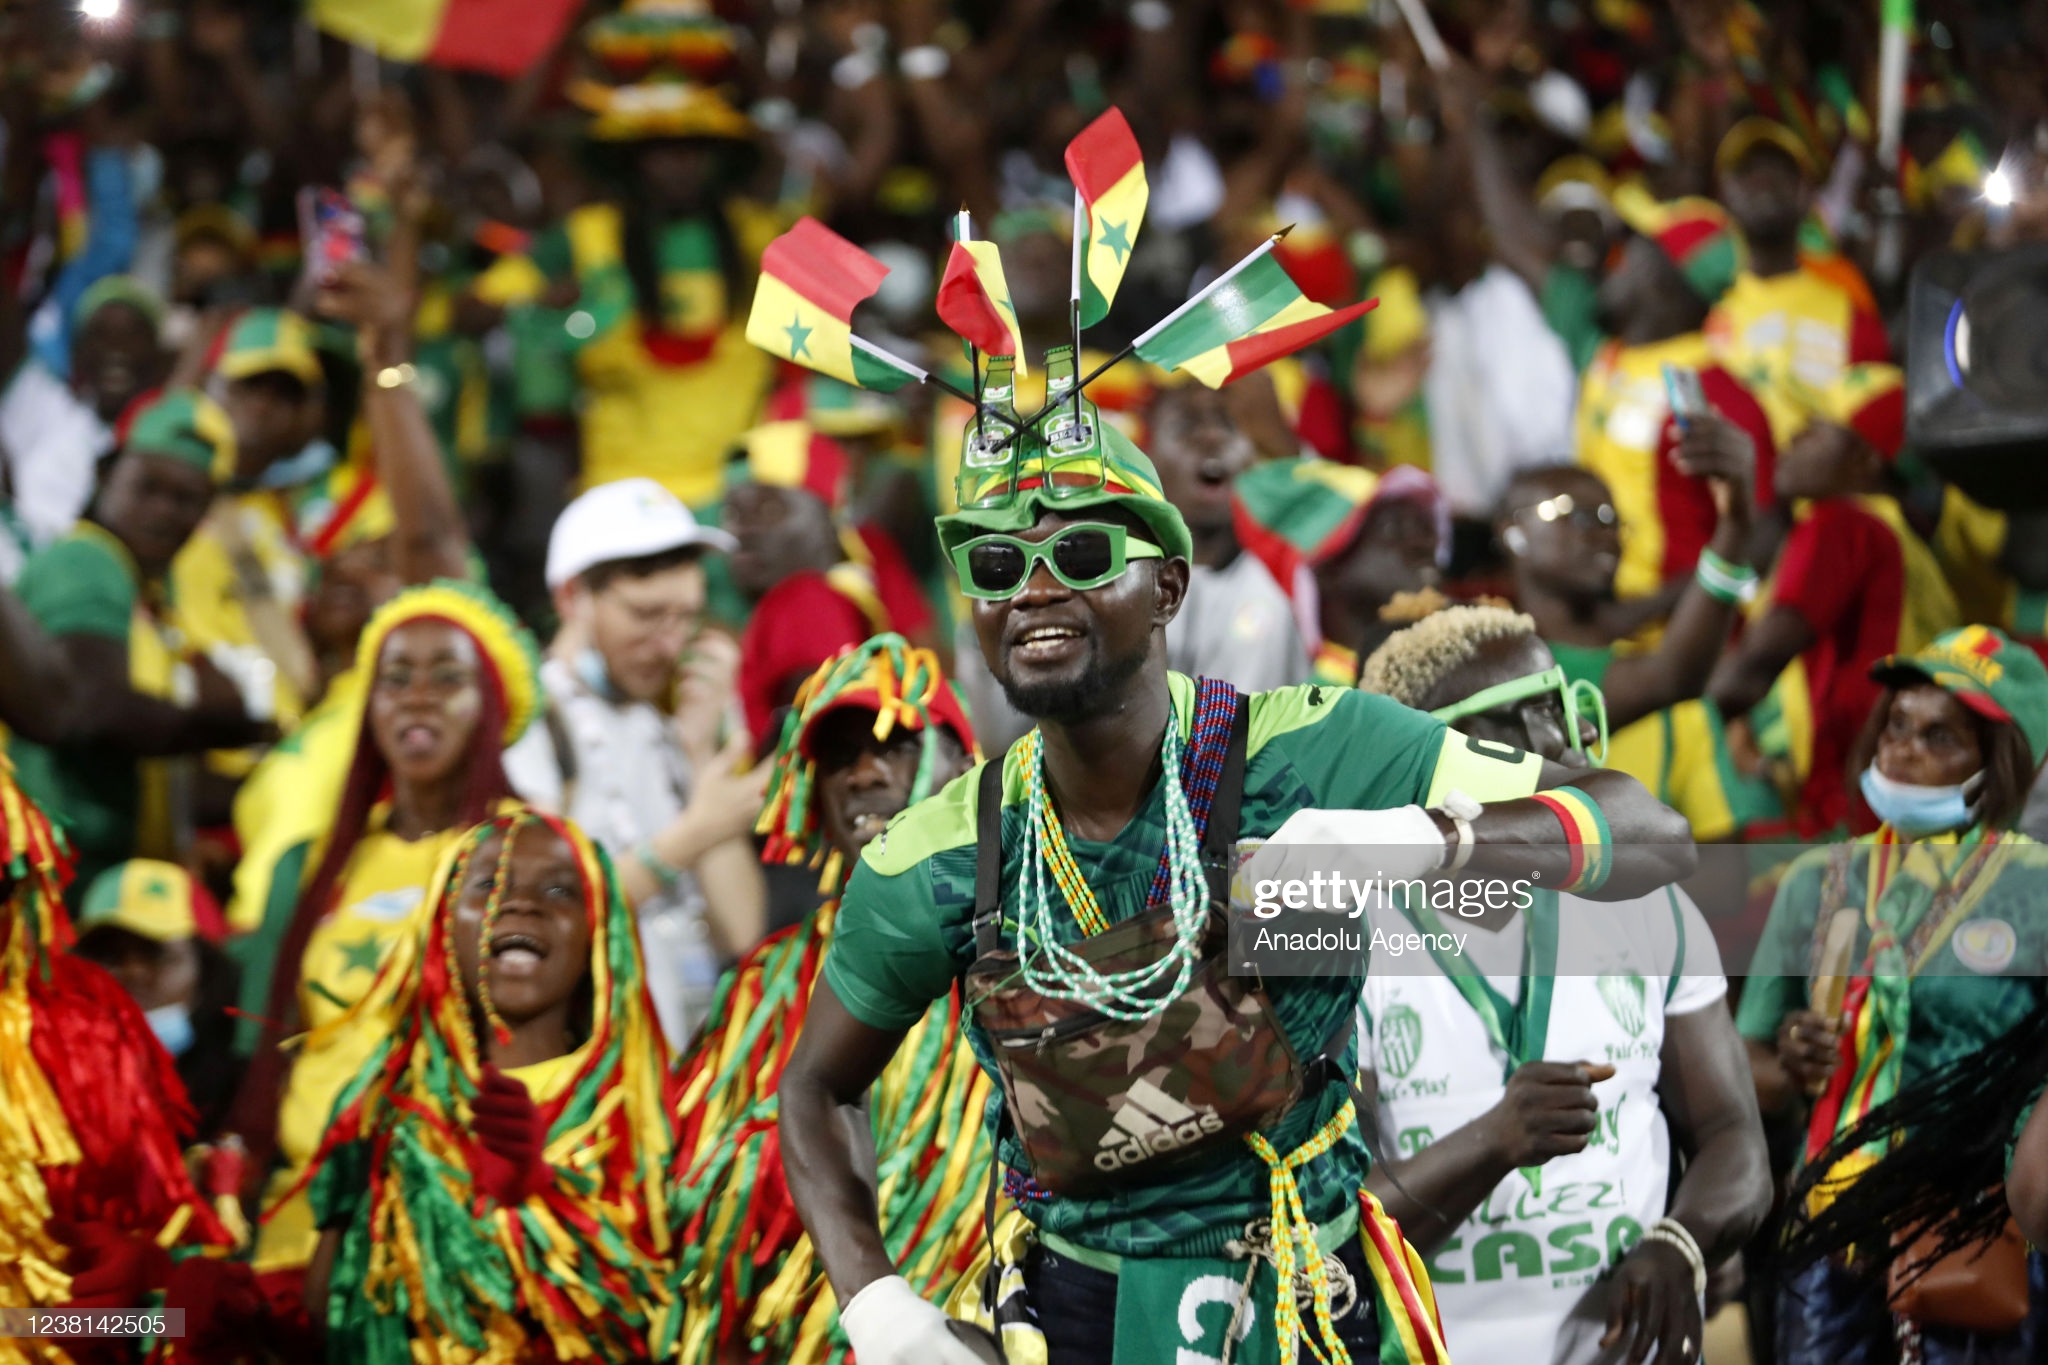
1359, 604, 1540, 709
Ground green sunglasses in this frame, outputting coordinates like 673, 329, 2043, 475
1429, 665, 1610, 765
951, 522, 1163, 600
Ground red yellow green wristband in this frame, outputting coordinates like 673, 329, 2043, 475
1530, 788, 1612, 894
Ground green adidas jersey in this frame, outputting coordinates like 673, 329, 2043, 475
824, 674, 1546, 1257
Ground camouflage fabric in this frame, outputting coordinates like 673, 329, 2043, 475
966, 909, 1303, 1197
825, 673, 1547, 1256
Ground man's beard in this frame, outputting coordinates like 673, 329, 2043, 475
998, 636, 1149, 724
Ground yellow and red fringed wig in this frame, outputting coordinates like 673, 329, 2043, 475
293, 810, 674, 1365
0, 767, 227, 1363
754, 633, 976, 893
671, 635, 988, 1365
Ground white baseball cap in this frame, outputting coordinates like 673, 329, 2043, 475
545, 478, 737, 590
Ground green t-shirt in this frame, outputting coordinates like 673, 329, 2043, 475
1546, 639, 1614, 691
1541, 263, 1605, 375
824, 674, 1546, 1257
7, 527, 155, 894
1734, 836, 2048, 1087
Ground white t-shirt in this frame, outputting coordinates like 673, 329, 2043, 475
0, 358, 111, 547
1422, 265, 1578, 518
503, 656, 720, 1046
1360, 888, 1726, 1365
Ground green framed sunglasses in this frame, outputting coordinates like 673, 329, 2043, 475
1429, 665, 1610, 765
951, 522, 1163, 600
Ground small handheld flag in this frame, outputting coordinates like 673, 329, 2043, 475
1133, 232, 1377, 388
1066, 107, 1149, 329
746, 217, 924, 393
937, 239, 1028, 377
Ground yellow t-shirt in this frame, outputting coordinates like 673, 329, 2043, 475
1931, 483, 2013, 628
1706, 267, 1881, 449
170, 493, 312, 777
473, 202, 781, 508
1574, 332, 1713, 602
253, 818, 467, 1272
228, 665, 365, 935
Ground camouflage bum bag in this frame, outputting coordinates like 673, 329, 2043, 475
963, 692, 1355, 1200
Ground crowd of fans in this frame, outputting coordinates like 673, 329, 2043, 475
5, 0, 2048, 1361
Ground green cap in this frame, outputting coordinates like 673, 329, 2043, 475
215, 308, 324, 386
73, 275, 166, 333
124, 389, 237, 484
1871, 625, 2048, 767
935, 408, 1192, 565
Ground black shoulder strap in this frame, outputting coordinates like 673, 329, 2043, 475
972, 753, 1008, 959
1200, 694, 1253, 907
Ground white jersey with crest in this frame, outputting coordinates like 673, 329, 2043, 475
1359, 887, 1726, 1365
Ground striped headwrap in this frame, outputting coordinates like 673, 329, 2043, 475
756, 634, 977, 895
298, 810, 675, 1364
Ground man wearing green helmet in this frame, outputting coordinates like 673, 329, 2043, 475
777, 365, 1697, 1365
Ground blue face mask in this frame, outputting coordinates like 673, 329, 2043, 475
1859, 765, 1984, 837
145, 1003, 195, 1058
256, 437, 339, 490
574, 648, 619, 702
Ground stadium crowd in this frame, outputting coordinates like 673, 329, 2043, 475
4, 0, 2048, 1363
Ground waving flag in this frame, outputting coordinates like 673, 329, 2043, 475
312, 0, 581, 77
746, 218, 923, 392
1135, 237, 1377, 389
1066, 109, 1149, 328
937, 240, 1028, 376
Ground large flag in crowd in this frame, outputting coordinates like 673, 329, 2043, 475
311, 0, 583, 77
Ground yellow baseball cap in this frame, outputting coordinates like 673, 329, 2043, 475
214, 308, 324, 387
77, 860, 224, 943
1716, 117, 1817, 178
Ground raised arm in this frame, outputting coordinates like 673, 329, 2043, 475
315, 261, 471, 584
1440, 59, 1556, 293
1707, 606, 1814, 721
1601, 415, 1755, 729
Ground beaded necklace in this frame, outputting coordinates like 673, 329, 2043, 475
1012, 679, 1236, 1021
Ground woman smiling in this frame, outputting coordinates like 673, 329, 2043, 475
223, 579, 540, 1305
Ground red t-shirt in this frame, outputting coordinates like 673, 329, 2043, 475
1652, 366, 1779, 584
1769, 500, 1913, 835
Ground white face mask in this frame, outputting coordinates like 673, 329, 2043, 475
145, 1002, 195, 1058
1859, 765, 1985, 837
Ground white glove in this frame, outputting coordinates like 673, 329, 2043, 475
1233, 806, 1447, 914
838, 1275, 991, 1365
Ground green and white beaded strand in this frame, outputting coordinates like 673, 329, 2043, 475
1013, 717, 1209, 1021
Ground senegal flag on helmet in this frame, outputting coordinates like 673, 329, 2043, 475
1135, 240, 1378, 388
747, 218, 924, 392
1067, 107, 1148, 328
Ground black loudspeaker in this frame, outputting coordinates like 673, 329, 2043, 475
1905, 245, 2048, 511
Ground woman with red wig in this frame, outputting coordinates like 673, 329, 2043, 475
220, 579, 540, 1310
